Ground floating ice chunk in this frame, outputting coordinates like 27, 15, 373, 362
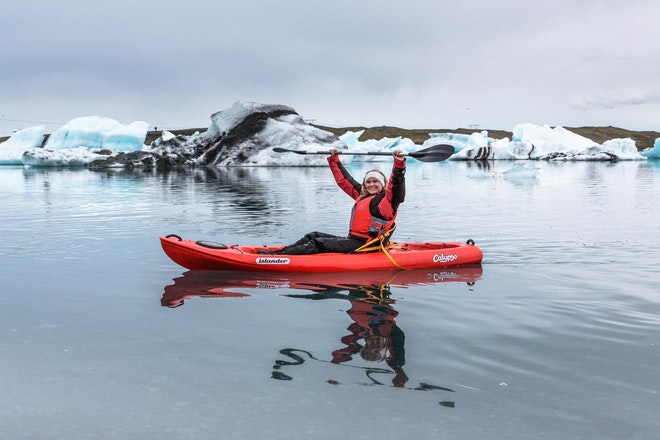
22, 147, 112, 167
339, 130, 364, 149
0, 125, 46, 164
640, 138, 660, 159
44, 116, 147, 152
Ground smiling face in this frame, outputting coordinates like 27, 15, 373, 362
362, 170, 386, 195
364, 177, 384, 195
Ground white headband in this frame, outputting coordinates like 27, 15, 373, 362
364, 171, 385, 186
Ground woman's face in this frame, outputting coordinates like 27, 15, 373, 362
364, 177, 383, 195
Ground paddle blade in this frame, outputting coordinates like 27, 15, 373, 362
273, 147, 301, 154
408, 144, 455, 162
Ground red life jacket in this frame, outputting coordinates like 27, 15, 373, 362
349, 195, 396, 239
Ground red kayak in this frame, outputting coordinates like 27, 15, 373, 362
160, 234, 483, 272
161, 266, 484, 307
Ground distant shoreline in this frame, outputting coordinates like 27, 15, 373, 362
4, 124, 659, 151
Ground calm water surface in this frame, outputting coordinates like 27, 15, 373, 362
1, 160, 659, 439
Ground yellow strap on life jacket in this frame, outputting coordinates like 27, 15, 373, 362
354, 224, 402, 269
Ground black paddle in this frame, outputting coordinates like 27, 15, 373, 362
273, 144, 455, 162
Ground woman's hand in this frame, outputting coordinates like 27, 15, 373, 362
393, 149, 405, 160
329, 148, 338, 156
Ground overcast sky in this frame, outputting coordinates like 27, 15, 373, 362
2, 0, 660, 136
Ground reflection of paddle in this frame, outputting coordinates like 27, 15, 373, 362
271, 348, 455, 394
273, 144, 455, 162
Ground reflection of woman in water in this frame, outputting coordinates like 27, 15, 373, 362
331, 293, 409, 387
274, 286, 409, 387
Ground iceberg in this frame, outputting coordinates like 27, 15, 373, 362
45, 116, 148, 152
22, 147, 113, 167
512, 124, 595, 147
640, 138, 660, 159
0, 125, 46, 165
339, 130, 365, 149
182, 101, 345, 167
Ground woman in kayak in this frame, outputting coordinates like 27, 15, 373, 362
265, 148, 406, 255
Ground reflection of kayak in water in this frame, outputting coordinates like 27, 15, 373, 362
161, 266, 483, 307
160, 234, 483, 272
